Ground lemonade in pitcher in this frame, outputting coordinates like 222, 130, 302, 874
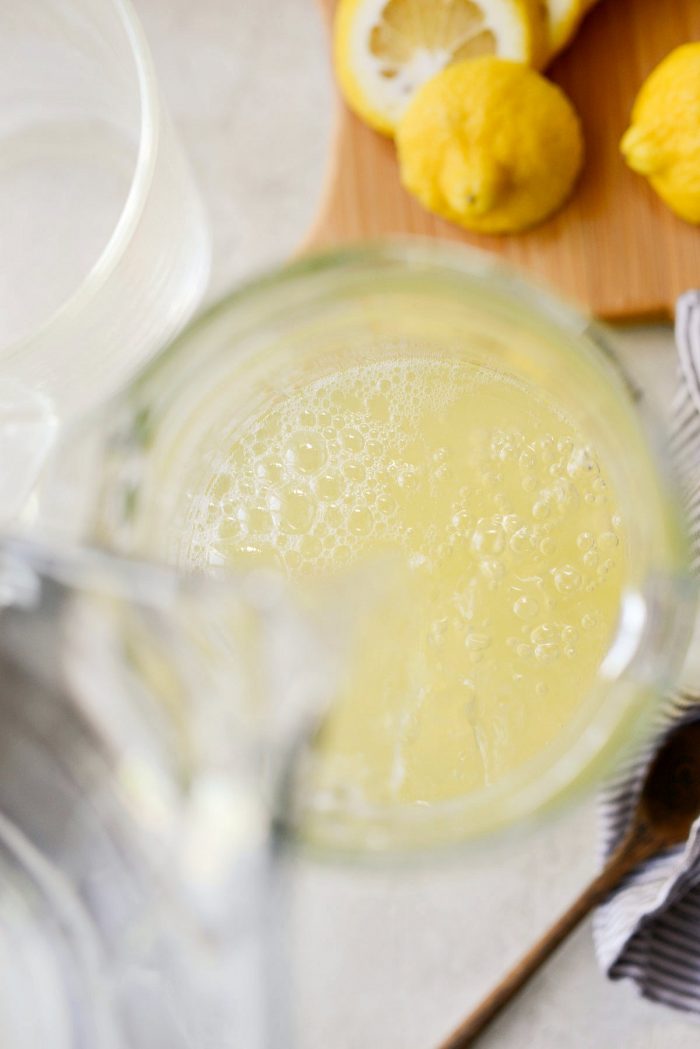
93, 246, 686, 845
184, 354, 625, 806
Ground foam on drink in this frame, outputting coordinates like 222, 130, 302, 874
185, 356, 626, 804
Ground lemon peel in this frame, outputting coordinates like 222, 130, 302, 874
397, 56, 583, 233
621, 43, 700, 224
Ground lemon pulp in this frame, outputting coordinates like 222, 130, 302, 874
188, 354, 625, 805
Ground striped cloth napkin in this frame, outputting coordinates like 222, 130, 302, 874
594, 290, 700, 1014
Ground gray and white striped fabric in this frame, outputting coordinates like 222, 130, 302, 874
593, 291, 700, 1014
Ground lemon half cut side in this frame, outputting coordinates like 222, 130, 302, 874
334, 0, 547, 135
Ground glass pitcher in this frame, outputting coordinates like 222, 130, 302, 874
31, 241, 695, 853
0, 534, 354, 1048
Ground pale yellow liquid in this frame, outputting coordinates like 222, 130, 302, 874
187, 356, 626, 805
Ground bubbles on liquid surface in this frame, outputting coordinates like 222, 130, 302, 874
531, 623, 558, 645
466, 632, 491, 652
514, 596, 539, 621
554, 564, 582, 594
349, 507, 373, 535
535, 642, 560, 663
285, 430, 326, 474
471, 520, 505, 556
316, 473, 342, 500
183, 354, 626, 804
277, 487, 315, 534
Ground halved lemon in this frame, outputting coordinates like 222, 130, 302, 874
543, 0, 597, 62
334, 0, 548, 136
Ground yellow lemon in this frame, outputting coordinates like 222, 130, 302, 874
621, 43, 700, 224
396, 56, 583, 233
334, 0, 548, 136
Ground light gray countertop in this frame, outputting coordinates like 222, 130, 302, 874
135, 2, 695, 1045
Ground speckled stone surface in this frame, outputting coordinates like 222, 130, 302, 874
135, 2, 696, 1044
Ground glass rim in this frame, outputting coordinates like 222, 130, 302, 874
121, 239, 693, 852
1, 0, 160, 364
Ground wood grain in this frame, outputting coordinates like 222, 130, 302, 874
305, 0, 700, 320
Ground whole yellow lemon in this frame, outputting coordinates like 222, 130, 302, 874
396, 57, 583, 234
621, 43, 700, 224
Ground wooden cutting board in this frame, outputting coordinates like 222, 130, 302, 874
305, 0, 700, 321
